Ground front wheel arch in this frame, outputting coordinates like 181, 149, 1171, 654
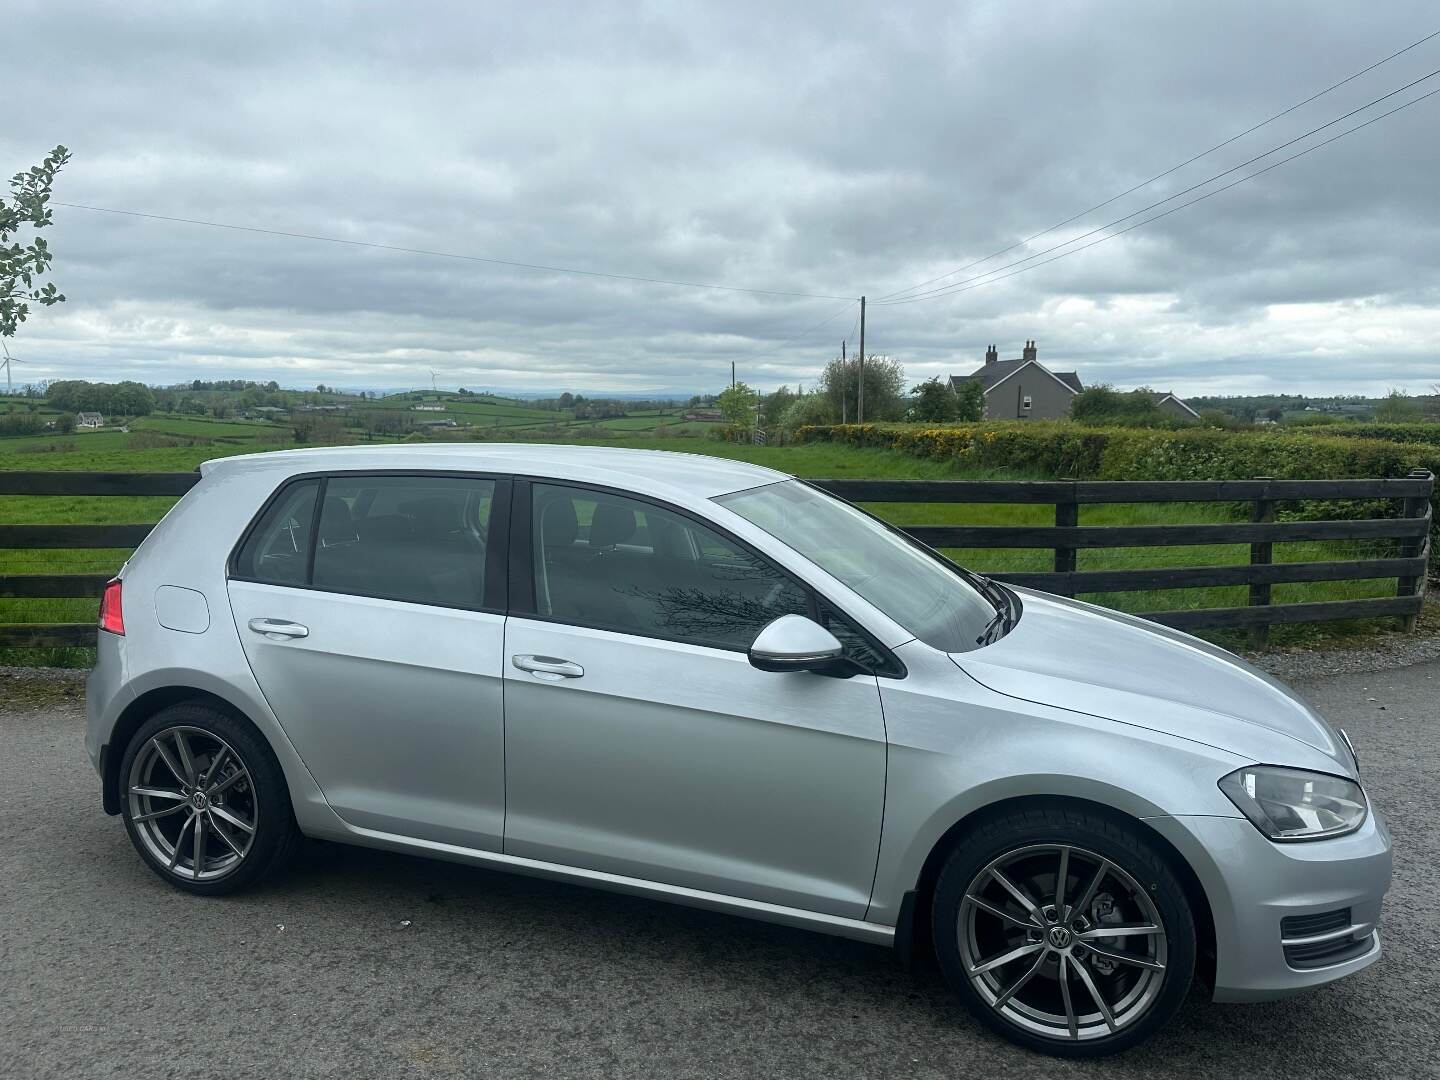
901, 795, 1216, 992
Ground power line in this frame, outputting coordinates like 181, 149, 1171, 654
874, 26, 1440, 303
54, 202, 858, 302
875, 69, 1440, 306
752, 299, 858, 358
878, 83, 1440, 306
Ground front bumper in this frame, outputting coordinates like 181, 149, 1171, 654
1148, 805, 1391, 1003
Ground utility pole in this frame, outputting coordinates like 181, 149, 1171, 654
731, 361, 735, 389
856, 296, 866, 423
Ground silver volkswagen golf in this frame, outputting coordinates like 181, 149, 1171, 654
86, 445, 1389, 1056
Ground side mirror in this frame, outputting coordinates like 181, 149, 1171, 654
749, 614, 845, 674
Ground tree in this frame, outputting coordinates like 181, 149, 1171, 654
818, 354, 907, 422
954, 379, 985, 421
760, 385, 796, 428
45, 379, 154, 417
2, 146, 70, 344
910, 376, 987, 423
1374, 388, 1422, 423
717, 381, 758, 432
779, 391, 835, 432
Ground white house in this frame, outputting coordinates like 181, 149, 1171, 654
77, 412, 105, 429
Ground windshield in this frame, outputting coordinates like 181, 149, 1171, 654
715, 480, 1001, 652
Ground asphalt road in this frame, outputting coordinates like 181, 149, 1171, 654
3, 663, 1438, 1080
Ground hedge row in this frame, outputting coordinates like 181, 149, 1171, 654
1290, 422, 1440, 446
798, 421, 1440, 481
797, 423, 1439, 552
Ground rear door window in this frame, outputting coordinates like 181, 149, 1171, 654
314, 475, 496, 608
233, 474, 500, 610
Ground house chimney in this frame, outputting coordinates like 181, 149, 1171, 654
1022, 339, 1037, 363
985, 344, 998, 366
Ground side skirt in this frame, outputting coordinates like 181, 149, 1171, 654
331, 820, 897, 946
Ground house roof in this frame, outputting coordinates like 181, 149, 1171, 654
951, 358, 1082, 396
1053, 371, 1083, 393
78, 411, 103, 420
1142, 390, 1200, 418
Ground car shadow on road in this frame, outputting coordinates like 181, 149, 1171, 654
236, 836, 1407, 1077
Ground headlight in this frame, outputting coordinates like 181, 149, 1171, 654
1219, 766, 1367, 842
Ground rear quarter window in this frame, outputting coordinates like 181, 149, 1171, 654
232, 479, 320, 586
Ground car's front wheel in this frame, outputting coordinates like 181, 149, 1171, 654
932, 806, 1195, 1056
118, 702, 300, 894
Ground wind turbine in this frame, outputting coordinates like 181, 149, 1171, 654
430, 370, 439, 393
0, 343, 24, 396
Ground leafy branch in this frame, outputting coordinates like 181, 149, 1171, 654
1, 144, 71, 339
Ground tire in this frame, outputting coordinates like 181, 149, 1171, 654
118, 701, 301, 895
931, 804, 1195, 1057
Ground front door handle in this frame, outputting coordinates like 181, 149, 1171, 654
248, 618, 310, 640
512, 654, 584, 679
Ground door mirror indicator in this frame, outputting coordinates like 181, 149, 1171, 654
749, 615, 846, 674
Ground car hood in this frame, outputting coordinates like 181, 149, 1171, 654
951, 588, 1353, 771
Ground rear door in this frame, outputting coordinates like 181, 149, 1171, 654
226, 472, 510, 850
501, 481, 890, 918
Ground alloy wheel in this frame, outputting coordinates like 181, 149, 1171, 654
126, 725, 258, 881
957, 843, 1168, 1043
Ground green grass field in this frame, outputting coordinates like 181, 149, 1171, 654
0, 428, 1416, 665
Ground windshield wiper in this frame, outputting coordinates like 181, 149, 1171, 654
957, 567, 1007, 613
968, 573, 1018, 646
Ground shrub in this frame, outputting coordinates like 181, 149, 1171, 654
1070, 385, 1177, 428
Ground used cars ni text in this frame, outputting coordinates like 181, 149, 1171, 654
86, 445, 1389, 1055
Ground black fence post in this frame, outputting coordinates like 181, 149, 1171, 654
1397, 468, 1432, 633
1248, 477, 1275, 648
1052, 479, 1078, 597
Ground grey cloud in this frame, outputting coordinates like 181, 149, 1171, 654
3, 0, 1439, 396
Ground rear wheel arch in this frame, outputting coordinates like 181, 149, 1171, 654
103, 686, 267, 815
900, 795, 1216, 991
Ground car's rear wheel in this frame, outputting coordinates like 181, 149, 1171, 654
119, 702, 300, 894
932, 806, 1195, 1056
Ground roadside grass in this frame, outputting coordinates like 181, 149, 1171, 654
0, 431, 1416, 662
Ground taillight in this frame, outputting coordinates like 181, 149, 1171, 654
99, 578, 125, 635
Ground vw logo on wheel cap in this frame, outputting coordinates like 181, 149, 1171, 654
1047, 925, 1073, 949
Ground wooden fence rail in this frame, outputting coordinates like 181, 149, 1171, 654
817, 471, 1433, 645
0, 469, 1433, 650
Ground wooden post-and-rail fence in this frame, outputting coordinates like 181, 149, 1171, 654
0, 469, 1433, 650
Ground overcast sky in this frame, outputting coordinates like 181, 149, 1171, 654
5, 1, 1440, 397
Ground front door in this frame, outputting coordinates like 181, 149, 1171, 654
502, 482, 888, 919
227, 472, 509, 850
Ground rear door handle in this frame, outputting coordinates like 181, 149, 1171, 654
248, 618, 310, 640
512, 654, 584, 679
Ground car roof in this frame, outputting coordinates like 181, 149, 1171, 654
199, 443, 791, 500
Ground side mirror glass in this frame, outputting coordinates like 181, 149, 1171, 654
749, 614, 844, 673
